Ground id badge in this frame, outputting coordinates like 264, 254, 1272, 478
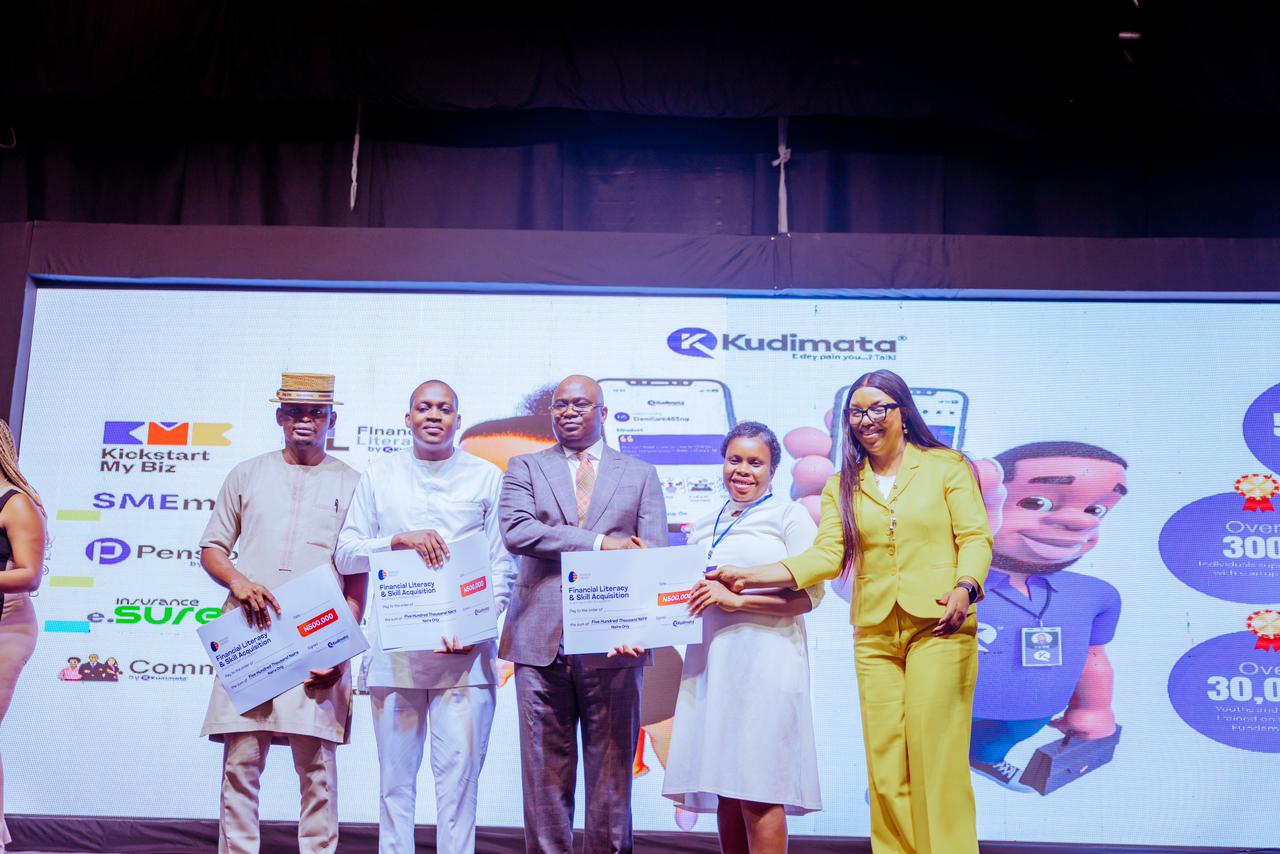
1021, 626, 1063, 667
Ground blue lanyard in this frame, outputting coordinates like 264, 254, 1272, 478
709, 493, 773, 553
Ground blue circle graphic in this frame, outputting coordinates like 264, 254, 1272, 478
1243, 382, 1280, 473
1168, 631, 1280, 753
1158, 493, 1280, 603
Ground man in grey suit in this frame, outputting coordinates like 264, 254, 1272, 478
499, 374, 667, 854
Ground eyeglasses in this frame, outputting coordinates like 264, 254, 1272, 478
848, 403, 900, 423
550, 400, 602, 414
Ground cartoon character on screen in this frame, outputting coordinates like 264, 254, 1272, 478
461, 383, 695, 829
77, 653, 105, 681
967, 441, 1127, 793
57, 656, 82, 681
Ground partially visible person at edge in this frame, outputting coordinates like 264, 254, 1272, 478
662, 421, 823, 854
709, 370, 991, 854
0, 419, 46, 854
198, 373, 366, 854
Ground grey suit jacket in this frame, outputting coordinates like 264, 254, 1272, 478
498, 444, 667, 668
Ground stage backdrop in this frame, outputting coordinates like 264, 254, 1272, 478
9, 284, 1279, 849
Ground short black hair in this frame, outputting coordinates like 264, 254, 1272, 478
409, 379, 459, 410
721, 421, 782, 473
996, 441, 1128, 483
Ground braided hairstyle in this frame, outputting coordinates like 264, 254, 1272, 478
0, 419, 44, 513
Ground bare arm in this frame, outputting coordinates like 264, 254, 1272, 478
1051, 645, 1117, 739
0, 493, 45, 594
341, 570, 368, 624
705, 560, 798, 593
688, 579, 814, 618
200, 546, 281, 630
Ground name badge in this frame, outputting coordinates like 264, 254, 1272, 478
1021, 626, 1063, 667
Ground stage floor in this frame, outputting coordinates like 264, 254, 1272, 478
8, 816, 1272, 854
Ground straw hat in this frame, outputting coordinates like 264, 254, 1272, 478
270, 372, 343, 406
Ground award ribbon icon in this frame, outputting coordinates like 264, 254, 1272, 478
1247, 609, 1280, 652
1234, 473, 1280, 512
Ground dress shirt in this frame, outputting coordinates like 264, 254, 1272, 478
562, 438, 607, 550
336, 448, 517, 689
973, 568, 1120, 720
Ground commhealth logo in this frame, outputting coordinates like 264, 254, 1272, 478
86, 538, 131, 565
667, 327, 717, 359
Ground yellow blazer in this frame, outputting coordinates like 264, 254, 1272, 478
784, 443, 992, 627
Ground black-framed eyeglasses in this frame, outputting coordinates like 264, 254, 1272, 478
848, 403, 900, 423
550, 400, 602, 414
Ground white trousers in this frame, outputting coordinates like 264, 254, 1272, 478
369, 685, 497, 854
218, 731, 339, 854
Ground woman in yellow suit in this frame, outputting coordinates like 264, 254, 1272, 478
710, 370, 991, 854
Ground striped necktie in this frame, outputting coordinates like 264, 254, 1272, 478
575, 450, 595, 526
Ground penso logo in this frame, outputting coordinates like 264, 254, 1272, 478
567, 571, 579, 583
667, 327, 717, 359
86, 538, 131, 565
209, 641, 220, 652
103, 421, 232, 447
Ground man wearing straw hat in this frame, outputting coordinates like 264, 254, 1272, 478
198, 372, 366, 854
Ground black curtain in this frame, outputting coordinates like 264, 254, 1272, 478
9, 102, 1280, 238
6, 4, 1280, 237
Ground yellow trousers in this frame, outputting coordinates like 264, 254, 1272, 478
855, 605, 979, 854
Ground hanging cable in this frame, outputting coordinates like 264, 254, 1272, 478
772, 116, 792, 234
349, 103, 363, 212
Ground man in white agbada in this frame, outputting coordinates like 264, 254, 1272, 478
199, 372, 366, 854
336, 380, 516, 854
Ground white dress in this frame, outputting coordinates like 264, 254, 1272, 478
661, 496, 824, 814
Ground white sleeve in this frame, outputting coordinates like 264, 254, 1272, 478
782, 501, 825, 608
335, 470, 393, 575
484, 468, 518, 615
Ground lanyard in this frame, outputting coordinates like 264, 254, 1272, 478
709, 493, 773, 554
991, 583, 1053, 626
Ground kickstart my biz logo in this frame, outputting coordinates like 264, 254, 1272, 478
100, 420, 232, 475
666, 327, 902, 362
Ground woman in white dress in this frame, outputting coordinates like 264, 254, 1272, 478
662, 421, 823, 854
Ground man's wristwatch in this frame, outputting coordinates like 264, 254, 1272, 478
955, 580, 979, 604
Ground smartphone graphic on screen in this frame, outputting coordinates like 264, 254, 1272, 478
830, 386, 969, 461
598, 378, 736, 543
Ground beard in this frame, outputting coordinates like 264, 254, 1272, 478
990, 552, 1081, 575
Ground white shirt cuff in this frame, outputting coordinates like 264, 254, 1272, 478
593, 533, 605, 550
